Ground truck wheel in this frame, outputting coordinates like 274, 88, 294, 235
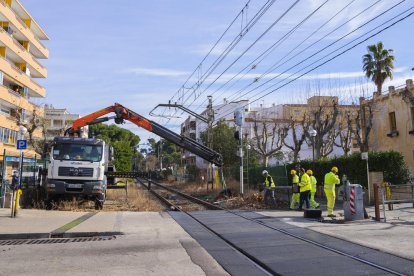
95, 194, 105, 210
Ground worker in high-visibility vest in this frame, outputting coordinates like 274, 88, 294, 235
262, 170, 276, 208
324, 166, 341, 217
307, 169, 319, 209
290, 169, 300, 209
298, 168, 311, 210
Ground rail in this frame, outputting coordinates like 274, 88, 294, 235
137, 177, 406, 275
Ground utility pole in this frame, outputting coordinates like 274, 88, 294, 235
158, 139, 163, 171
235, 108, 245, 196
206, 96, 214, 189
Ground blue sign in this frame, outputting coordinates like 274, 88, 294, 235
16, 140, 27, 150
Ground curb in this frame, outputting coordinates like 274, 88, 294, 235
0, 231, 123, 240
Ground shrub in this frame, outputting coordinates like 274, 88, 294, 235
285, 151, 410, 188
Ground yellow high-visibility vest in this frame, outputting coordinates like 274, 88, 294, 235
324, 172, 340, 190
265, 175, 275, 188
299, 173, 311, 192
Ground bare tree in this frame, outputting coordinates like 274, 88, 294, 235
14, 107, 44, 150
305, 99, 339, 159
284, 115, 310, 163
334, 111, 353, 155
352, 99, 373, 152
251, 116, 288, 167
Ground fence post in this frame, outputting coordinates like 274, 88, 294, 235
374, 183, 380, 221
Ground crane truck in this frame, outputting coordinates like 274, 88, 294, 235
44, 103, 223, 209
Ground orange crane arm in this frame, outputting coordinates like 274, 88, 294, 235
70, 105, 116, 133
65, 103, 223, 166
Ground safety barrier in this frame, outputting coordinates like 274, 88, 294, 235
374, 183, 414, 222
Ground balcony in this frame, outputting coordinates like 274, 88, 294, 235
0, 84, 42, 112
0, 55, 45, 97
0, 27, 47, 77
0, 0, 48, 58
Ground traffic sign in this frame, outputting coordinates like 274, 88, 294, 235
16, 140, 27, 150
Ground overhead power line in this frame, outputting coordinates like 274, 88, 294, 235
210, 7, 414, 127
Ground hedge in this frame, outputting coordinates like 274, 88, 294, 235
285, 151, 410, 188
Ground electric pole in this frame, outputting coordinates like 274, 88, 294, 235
207, 96, 214, 189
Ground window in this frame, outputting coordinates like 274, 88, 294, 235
389, 112, 397, 132
190, 121, 196, 130
0, 127, 18, 145
52, 143, 103, 162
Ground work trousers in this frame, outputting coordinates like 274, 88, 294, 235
264, 188, 276, 208
290, 193, 300, 209
324, 189, 336, 215
310, 191, 319, 208
299, 190, 310, 209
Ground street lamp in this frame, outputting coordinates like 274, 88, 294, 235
309, 129, 317, 171
19, 126, 27, 138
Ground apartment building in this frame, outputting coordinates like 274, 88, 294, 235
0, 0, 48, 173
44, 105, 82, 140
362, 79, 414, 176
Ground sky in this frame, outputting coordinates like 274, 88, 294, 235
21, 0, 414, 143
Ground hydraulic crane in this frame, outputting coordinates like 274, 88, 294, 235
65, 103, 224, 167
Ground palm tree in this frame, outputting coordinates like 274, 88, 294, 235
362, 42, 395, 95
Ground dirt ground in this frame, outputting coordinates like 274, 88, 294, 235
50, 180, 165, 212
42, 179, 285, 212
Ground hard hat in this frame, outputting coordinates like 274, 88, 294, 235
290, 169, 296, 175
262, 170, 268, 175
306, 169, 313, 175
331, 166, 338, 173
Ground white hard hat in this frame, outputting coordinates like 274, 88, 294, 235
262, 170, 268, 175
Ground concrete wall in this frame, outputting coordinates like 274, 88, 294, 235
365, 79, 414, 176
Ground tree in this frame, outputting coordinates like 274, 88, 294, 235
305, 99, 339, 159
363, 42, 395, 95
14, 107, 43, 148
284, 115, 310, 163
352, 99, 373, 152
201, 119, 239, 167
89, 124, 140, 171
335, 111, 353, 156
251, 115, 288, 167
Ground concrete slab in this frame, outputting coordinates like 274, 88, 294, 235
258, 203, 414, 261
0, 209, 88, 237
0, 210, 229, 275
181, 211, 403, 275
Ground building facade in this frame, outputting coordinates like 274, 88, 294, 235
0, 0, 48, 174
363, 79, 414, 176
44, 105, 82, 140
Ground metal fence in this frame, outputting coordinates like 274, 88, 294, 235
377, 183, 414, 222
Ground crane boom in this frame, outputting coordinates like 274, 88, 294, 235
65, 103, 223, 166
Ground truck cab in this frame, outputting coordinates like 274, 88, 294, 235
45, 137, 112, 209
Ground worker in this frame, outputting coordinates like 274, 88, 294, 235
307, 169, 319, 209
290, 169, 300, 209
324, 166, 341, 217
262, 170, 276, 208
11, 170, 19, 191
298, 168, 311, 210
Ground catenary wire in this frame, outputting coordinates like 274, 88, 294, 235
209, 8, 414, 127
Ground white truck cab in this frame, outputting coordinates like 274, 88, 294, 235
45, 137, 113, 209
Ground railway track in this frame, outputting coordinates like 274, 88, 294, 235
137, 177, 412, 275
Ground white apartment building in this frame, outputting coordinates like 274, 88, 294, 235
44, 105, 84, 140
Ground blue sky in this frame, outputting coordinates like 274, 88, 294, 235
22, 0, 414, 142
